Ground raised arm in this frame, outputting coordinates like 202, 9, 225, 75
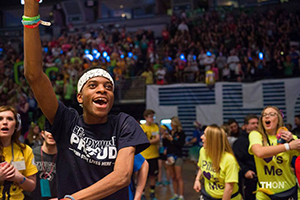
23, 0, 58, 124
70, 146, 135, 200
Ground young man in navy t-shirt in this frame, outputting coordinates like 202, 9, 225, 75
23, 1, 149, 199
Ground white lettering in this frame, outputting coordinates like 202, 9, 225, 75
109, 147, 117, 159
278, 181, 285, 188
260, 181, 285, 189
77, 137, 86, 151
70, 133, 79, 144
97, 147, 108, 159
266, 182, 272, 188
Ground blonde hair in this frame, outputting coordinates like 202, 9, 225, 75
171, 116, 182, 132
258, 106, 284, 146
205, 124, 234, 173
220, 123, 231, 136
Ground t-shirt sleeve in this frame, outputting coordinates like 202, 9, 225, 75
248, 130, 262, 155
133, 154, 145, 172
224, 154, 239, 183
23, 145, 38, 177
117, 113, 150, 154
51, 101, 78, 143
197, 147, 204, 168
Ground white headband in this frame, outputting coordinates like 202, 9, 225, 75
77, 68, 114, 93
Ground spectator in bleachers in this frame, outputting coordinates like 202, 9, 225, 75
227, 49, 240, 80
141, 67, 154, 85
25, 122, 43, 148
177, 21, 189, 33
155, 65, 166, 85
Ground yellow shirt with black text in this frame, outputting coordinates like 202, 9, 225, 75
0, 143, 38, 200
198, 147, 241, 199
249, 131, 299, 200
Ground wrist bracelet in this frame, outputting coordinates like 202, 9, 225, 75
289, 138, 295, 142
284, 143, 290, 151
20, 177, 26, 184
64, 195, 75, 200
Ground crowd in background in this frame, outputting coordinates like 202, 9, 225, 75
1, 5, 300, 137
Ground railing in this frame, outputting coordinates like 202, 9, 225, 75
114, 76, 146, 104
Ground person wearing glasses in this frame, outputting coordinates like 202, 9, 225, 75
249, 106, 300, 199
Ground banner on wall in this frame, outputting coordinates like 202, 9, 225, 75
146, 78, 300, 150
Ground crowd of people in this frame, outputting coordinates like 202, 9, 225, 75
2, 102, 300, 199
1, 0, 300, 199
1, 3, 300, 111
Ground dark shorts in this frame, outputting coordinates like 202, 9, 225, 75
147, 158, 159, 176
159, 153, 167, 161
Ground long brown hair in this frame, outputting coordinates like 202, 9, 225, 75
258, 106, 284, 146
204, 124, 235, 173
0, 106, 26, 161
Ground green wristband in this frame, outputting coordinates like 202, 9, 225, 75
22, 14, 40, 21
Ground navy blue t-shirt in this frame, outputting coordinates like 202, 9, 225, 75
51, 102, 149, 199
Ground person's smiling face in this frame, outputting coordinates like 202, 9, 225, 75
77, 76, 114, 124
262, 107, 279, 135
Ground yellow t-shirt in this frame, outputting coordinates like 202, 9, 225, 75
140, 123, 159, 159
198, 147, 241, 199
0, 143, 38, 200
249, 131, 299, 199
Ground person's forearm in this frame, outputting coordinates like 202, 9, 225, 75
252, 144, 287, 158
18, 175, 36, 192
150, 136, 160, 144
71, 170, 131, 200
222, 184, 233, 200
71, 147, 135, 200
134, 162, 148, 200
195, 169, 202, 181
24, 0, 43, 80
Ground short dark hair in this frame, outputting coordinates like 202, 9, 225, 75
244, 114, 258, 125
143, 109, 155, 117
227, 118, 237, 126
295, 115, 300, 119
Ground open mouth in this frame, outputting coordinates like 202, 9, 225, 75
93, 98, 107, 106
264, 120, 271, 127
1, 127, 9, 131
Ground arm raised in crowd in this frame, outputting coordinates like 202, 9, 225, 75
23, 0, 58, 124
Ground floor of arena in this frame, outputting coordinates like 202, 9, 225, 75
144, 160, 200, 200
